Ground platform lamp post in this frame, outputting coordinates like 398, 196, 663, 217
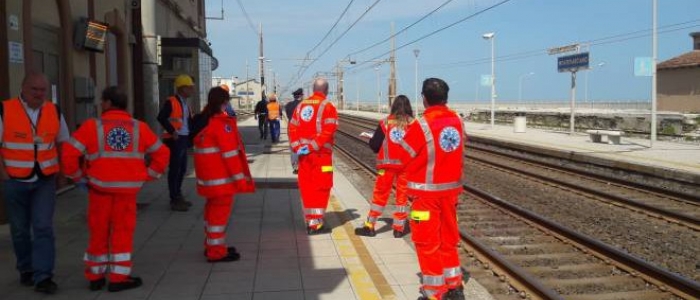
482, 32, 496, 128
413, 49, 420, 113
518, 72, 534, 105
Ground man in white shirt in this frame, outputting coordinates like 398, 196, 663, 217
0, 73, 69, 294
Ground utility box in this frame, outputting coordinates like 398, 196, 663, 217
514, 113, 526, 133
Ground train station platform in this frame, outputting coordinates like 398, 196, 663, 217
342, 110, 700, 182
0, 115, 494, 300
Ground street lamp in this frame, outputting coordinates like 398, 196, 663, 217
375, 66, 381, 113
413, 49, 420, 113
482, 32, 496, 128
584, 62, 605, 108
518, 72, 534, 105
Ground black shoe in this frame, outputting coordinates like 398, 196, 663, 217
175, 195, 193, 207
207, 251, 240, 263
89, 278, 106, 291
292, 169, 298, 174
393, 228, 406, 238
170, 201, 189, 212
108, 276, 142, 292
355, 226, 376, 237
307, 226, 330, 235
445, 287, 465, 300
34, 278, 57, 294
20, 272, 33, 286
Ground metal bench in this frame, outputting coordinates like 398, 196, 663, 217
585, 130, 624, 145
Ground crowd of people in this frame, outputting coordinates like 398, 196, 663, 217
1, 73, 465, 299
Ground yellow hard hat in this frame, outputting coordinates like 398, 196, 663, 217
174, 75, 194, 89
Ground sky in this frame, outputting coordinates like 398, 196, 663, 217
205, 0, 700, 104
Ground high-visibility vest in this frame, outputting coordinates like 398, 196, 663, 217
63, 110, 168, 194
0, 98, 60, 179
402, 105, 464, 197
376, 115, 414, 170
193, 114, 254, 197
161, 96, 186, 139
288, 92, 338, 154
267, 101, 280, 120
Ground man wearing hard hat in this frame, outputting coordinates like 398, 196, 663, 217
157, 75, 195, 212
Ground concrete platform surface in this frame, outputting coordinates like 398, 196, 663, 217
0, 115, 494, 300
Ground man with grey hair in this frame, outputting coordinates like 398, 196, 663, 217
288, 78, 338, 235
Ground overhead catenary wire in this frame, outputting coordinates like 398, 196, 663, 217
285, 0, 384, 91
345, 0, 456, 59
307, 0, 356, 55
236, 0, 257, 35
349, 0, 515, 71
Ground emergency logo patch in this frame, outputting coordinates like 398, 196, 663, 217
106, 127, 132, 151
438, 126, 460, 152
300, 106, 314, 122
389, 127, 406, 143
224, 124, 232, 133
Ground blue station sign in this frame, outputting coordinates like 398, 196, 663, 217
557, 52, 590, 73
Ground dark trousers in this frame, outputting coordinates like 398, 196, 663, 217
257, 116, 268, 140
3, 175, 57, 283
268, 120, 280, 143
166, 136, 189, 203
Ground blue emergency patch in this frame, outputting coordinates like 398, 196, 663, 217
224, 124, 232, 133
300, 106, 314, 122
106, 127, 132, 151
439, 126, 460, 152
389, 127, 405, 143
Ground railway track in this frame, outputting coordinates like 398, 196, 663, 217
335, 113, 700, 300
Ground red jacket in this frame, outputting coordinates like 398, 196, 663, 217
376, 115, 414, 170
61, 110, 170, 194
193, 113, 254, 197
399, 105, 464, 197
288, 92, 338, 154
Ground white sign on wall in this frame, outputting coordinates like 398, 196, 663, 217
9, 42, 23, 64
9, 15, 19, 31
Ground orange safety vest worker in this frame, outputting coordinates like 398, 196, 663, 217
161, 96, 189, 139
61, 109, 169, 285
288, 91, 338, 234
193, 113, 254, 261
399, 104, 465, 299
365, 115, 413, 235
1, 98, 60, 179
266, 101, 280, 121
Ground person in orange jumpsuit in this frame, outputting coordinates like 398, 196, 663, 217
355, 95, 414, 238
61, 86, 170, 292
288, 78, 338, 235
192, 87, 254, 262
399, 78, 465, 300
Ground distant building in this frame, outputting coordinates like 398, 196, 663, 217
212, 76, 238, 96
657, 32, 700, 113
233, 79, 263, 110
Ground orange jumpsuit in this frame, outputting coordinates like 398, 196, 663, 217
399, 105, 465, 299
288, 92, 338, 231
193, 113, 254, 260
61, 110, 169, 283
366, 116, 411, 232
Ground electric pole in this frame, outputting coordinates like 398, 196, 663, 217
388, 22, 397, 108
258, 23, 266, 100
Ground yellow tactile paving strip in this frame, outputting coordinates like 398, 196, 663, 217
328, 196, 397, 300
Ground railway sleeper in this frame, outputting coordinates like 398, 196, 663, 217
545, 275, 652, 293
479, 235, 548, 246
524, 263, 616, 279
504, 252, 594, 268
496, 243, 574, 255
464, 220, 525, 230
564, 289, 674, 300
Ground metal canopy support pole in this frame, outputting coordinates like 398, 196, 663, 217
570, 71, 577, 135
